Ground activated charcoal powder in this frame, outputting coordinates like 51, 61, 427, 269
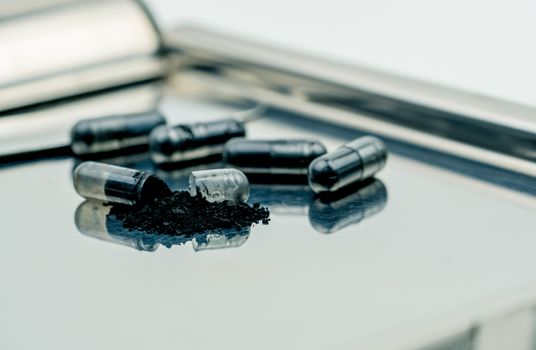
108, 191, 270, 236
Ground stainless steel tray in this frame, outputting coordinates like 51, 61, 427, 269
1, 79, 535, 350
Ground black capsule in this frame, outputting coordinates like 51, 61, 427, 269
223, 139, 327, 175
308, 136, 387, 193
71, 111, 166, 157
149, 118, 246, 165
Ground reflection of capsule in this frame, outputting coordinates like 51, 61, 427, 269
73, 161, 171, 205
248, 184, 313, 215
308, 136, 387, 193
224, 139, 326, 175
189, 168, 249, 203
309, 179, 387, 233
75, 200, 251, 252
71, 111, 166, 157
149, 118, 246, 165
75, 200, 160, 252
156, 162, 225, 190
192, 227, 250, 251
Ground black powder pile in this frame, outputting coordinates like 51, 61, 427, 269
108, 191, 270, 236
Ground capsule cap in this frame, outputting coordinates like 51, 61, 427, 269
344, 136, 387, 180
189, 168, 250, 203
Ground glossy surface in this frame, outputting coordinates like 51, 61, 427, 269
2, 91, 536, 350
0, 0, 163, 112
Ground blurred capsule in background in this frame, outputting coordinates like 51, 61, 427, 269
73, 161, 171, 205
149, 118, 245, 166
189, 168, 249, 203
71, 111, 166, 158
75, 200, 208, 251
309, 179, 387, 234
224, 139, 326, 177
308, 136, 387, 193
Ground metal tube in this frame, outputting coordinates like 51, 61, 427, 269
166, 27, 536, 177
0, 0, 165, 112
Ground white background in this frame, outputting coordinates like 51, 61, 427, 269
147, 0, 536, 108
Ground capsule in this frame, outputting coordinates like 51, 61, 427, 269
309, 179, 387, 233
308, 136, 387, 193
149, 118, 246, 165
71, 111, 166, 157
223, 139, 327, 175
189, 168, 249, 203
73, 161, 171, 205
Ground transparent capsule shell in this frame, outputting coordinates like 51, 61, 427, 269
73, 161, 171, 205
189, 168, 249, 203
71, 111, 166, 156
149, 118, 246, 165
308, 136, 387, 193
223, 139, 327, 175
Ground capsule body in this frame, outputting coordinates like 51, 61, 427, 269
149, 118, 246, 165
74, 161, 171, 205
71, 111, 166, 157
308, 136, 387, 193
189, 168, 249, 203
223, 139, 327, 174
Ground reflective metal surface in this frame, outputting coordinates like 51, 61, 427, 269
166, 27, 536, 178
0, 0, 164, 112
1, 81, 536, 350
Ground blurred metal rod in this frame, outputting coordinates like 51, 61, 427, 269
166, 27, 536, 177
0, 0, 165, 112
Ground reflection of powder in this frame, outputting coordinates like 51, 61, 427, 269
108, 191, 270, 236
